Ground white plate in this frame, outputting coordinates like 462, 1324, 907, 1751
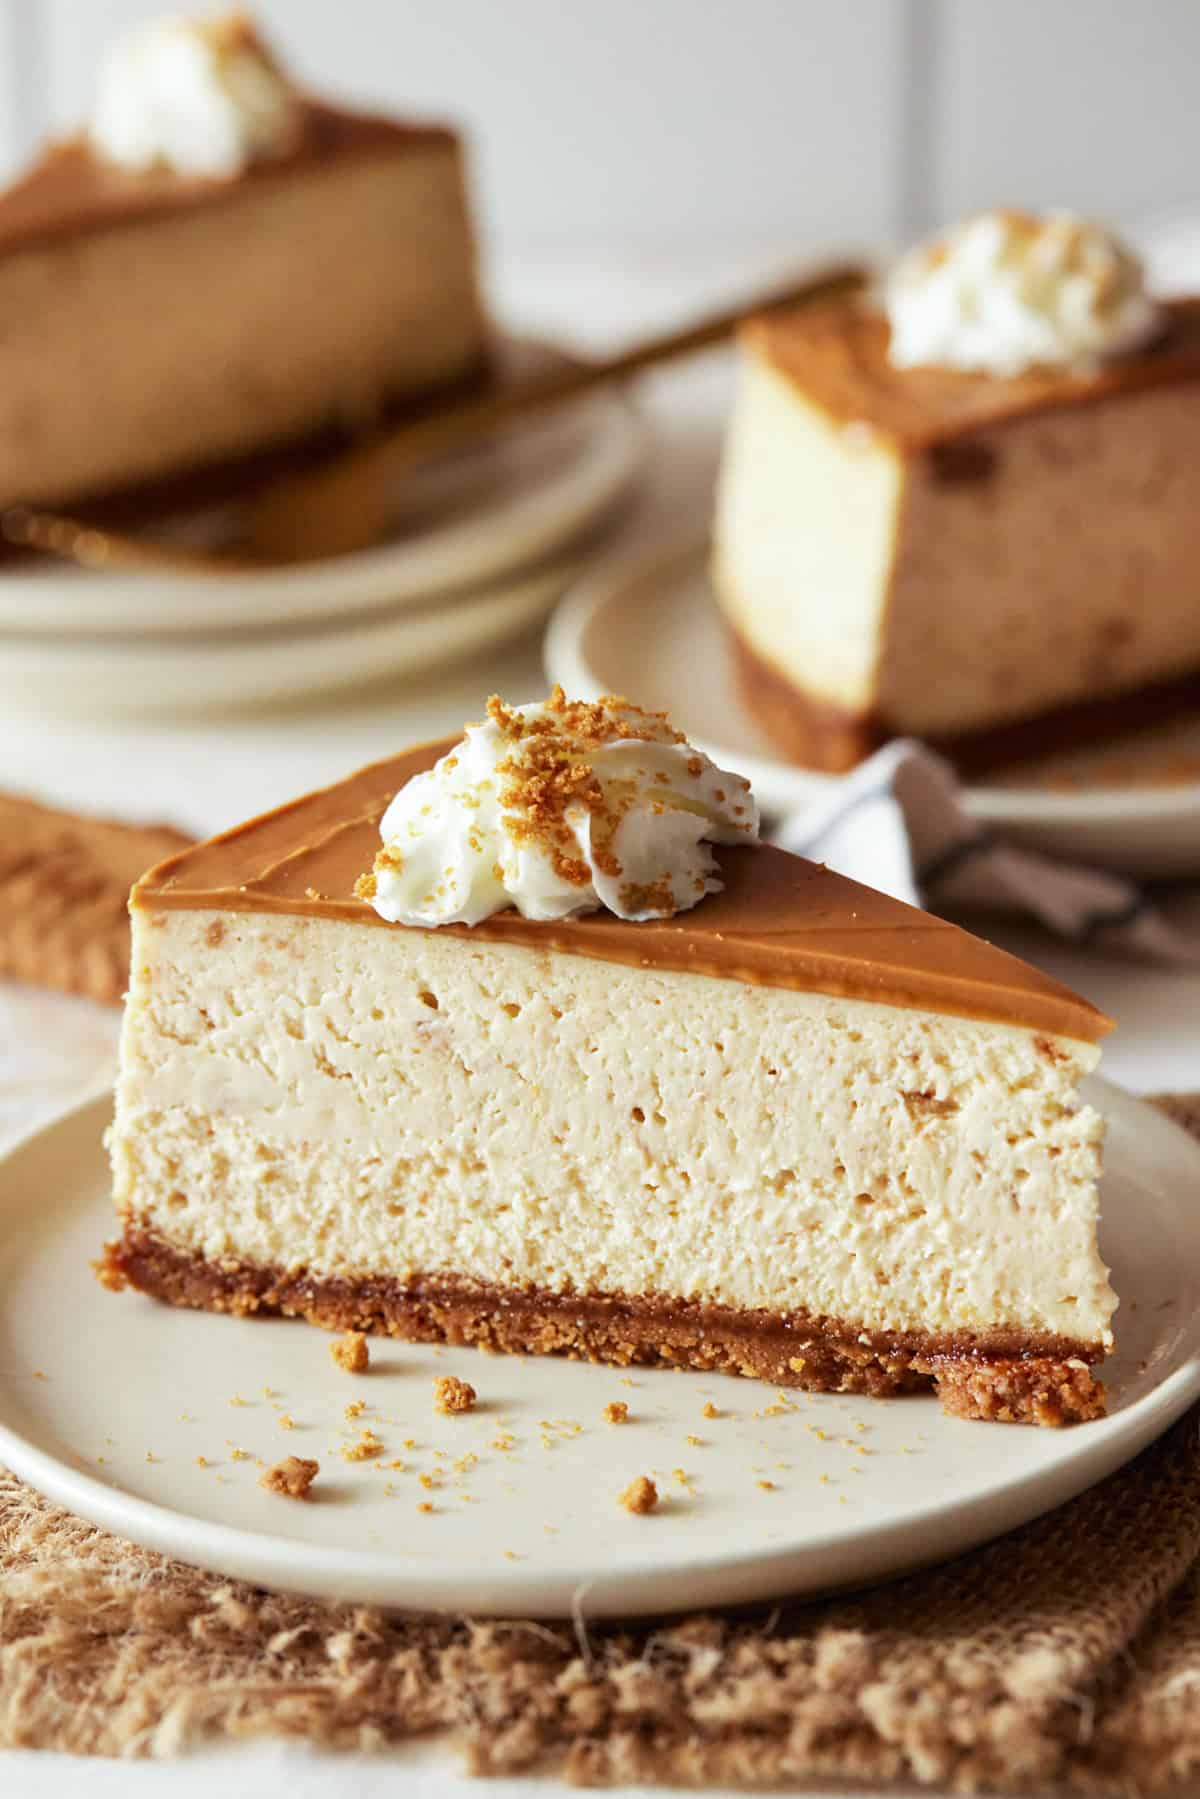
545, 538, 1200, 878
0, 375, 642, 639
0, 553, 582, 717
0, 1079, 1196, 1620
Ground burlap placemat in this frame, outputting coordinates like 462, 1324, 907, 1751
2, 1093, 1198, 1790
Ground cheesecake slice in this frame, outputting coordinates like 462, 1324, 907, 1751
102, 697, 1115, 1425
0, 13, 485, 508
713, 214, 1200, 774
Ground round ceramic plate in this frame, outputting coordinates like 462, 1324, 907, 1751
0, 1079, 1197, 1620
545, 538, 1200, 878
0, 553, 582, 717
0, 369, 642, 639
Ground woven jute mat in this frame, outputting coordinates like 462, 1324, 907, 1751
2, 1093, 1199, 1789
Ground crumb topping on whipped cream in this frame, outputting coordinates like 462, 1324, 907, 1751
885, 209, 1162, 378
89, 10, 299, 179
358, 688, 759, 927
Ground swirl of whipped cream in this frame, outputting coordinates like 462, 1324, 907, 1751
885, 209, 1161, 377
90, 11, 298, 178
362, 691, 760, 928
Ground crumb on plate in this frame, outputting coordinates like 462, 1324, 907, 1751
331, 1331, 369, 1374
433, 1375, 476, 1415
619, 1474, 658, 1515
260, 1455, 319, 1499
603, 1401, 629, 1425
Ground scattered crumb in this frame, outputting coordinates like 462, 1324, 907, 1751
344, 1400, 366, 1420
403, 1437, 417, 1451
33, 1370, 47, 1381
619, 1377, 636, 1388
686, 1434, 703, 1447
262, 1386, 276, 1400
503, 1549, 520, 1562
278, 1413, 296, 1431
229, 1447, 251, 1462
228, 1395, 247, 1408
388, 1458, 406, 1471
144, 1451, 158, 1463
619, 1475, 658, 1515
603, 1401, 629, 1425
701, 1401, 720, 1419
418, 1472, 439, 1491
433, 1375, 476, 1415
195, 1455, 209, 1468
331, 1332, 370, 1374
417, 1501, 434, 1514
341, 1429, 383, 1463
260, 1455, 319, 1499
757, 1479, 776, 1492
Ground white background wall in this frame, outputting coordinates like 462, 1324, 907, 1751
3, 0, 1198, 259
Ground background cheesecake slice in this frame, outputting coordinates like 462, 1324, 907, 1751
0, 28, 485, 508
713, 296, 1200, 774
103, 737, 1115, 1426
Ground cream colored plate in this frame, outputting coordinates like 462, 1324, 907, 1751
0, 1080, 1197, 1620
545, 538, 1200, 878
0, 363, 642, 639
0, 554, 581, 718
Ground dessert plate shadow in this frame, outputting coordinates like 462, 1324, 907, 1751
545, 538, 1200, 879
0, 1079, 1197, 1621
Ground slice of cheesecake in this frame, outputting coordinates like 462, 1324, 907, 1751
0, 15, 486, 508
713, 237, 1200, 774
102, 706, 1115, 1426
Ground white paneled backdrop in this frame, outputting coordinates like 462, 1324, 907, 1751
2, 0, 1198, 264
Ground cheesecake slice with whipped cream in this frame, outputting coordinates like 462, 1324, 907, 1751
713, 209, 1200, 773
0, 10, 485, 508
102, 691, 1115, 1425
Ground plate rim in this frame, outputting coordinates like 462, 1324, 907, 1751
0, 551, 582, 719
0, 1079, 1197, 1619
545, 533, 1200, 828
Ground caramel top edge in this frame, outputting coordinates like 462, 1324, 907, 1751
133, 737, 1111, 1045
0, 99, 458, 255
746, 294, 1200, 450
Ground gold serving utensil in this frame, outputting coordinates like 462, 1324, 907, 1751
5, 260, 866, 577
0, 503, 244, 575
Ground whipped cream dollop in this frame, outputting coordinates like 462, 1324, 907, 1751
885, 209, 1161, 377
361, 691, 760, 928
90, 11, 298, 178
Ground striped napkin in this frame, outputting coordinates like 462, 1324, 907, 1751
772, 739, 1200, 965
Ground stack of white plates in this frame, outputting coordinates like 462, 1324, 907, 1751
0, 372, 642, 717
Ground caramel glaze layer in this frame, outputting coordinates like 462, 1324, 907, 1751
748, 295, 1200, 450
0, 99, 456, 255
134, 739, 1110, 1044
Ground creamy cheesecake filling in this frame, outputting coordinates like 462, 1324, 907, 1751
713, 353, 903, 713
110, 909, 1113, 1350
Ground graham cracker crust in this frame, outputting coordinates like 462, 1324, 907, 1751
99, 1229, 1106, 1427
728, 620, 1200, 778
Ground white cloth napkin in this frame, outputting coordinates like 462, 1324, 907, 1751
772, 739, 1200, 966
